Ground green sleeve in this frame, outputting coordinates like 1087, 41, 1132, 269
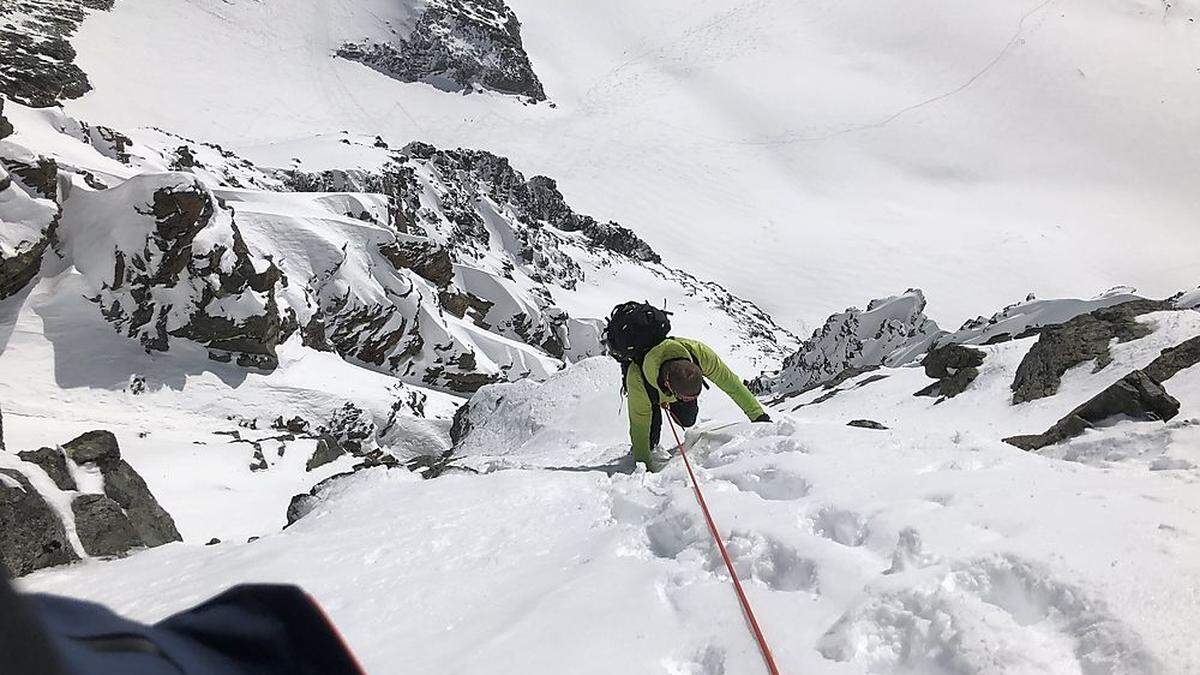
690, 340, 764, 420
626, 365, 655, 467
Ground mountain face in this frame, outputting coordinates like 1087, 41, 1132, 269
0, 98, 794, 393
338, 0, 547, 100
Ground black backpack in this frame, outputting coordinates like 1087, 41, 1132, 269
604, 301, 672, 397
604, 301, 671, 364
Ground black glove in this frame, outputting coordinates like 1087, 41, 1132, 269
752, 412, 772, 423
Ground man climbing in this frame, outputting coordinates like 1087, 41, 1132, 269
604, 302, 771, 471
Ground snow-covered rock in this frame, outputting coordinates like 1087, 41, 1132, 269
752, 289, 941, 398
0, 0, 113, 108
338, 0, 547, 101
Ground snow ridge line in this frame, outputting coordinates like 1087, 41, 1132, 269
665, 408, 780, 675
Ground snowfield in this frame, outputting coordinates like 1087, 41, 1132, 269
21, 308, 1200, 673
2, 0, 1199, 673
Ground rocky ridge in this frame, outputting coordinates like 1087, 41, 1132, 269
338, 0, 547, 101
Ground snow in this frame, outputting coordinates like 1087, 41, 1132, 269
17, 308, 1200, 671
63, 0, 1200, 330
4, 1, 1200, 672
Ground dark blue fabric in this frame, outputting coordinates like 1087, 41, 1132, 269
2, 574, 362, 675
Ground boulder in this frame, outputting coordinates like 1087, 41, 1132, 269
915, 344, 986, 399
62, 430, 181, 547
63, 430, 120, 465
71, 494, 142, 557
848, 419, 889, 430
306, 435, 346, 472
1004, 370, 1180, 451
1144, 335, 1200, 383
1011, 300, 1169, 404
0, 469, 78, 576
17, 447, 77, 491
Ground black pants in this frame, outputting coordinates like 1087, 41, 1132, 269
649, 399, 699, 449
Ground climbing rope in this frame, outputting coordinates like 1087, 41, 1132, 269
663, 406, 781, 675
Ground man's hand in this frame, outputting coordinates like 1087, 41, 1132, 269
752, 412, 772, 423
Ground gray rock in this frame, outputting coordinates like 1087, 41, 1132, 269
915, 344, 986, 399
0, 468, 78, 576
1004, 370, 1180, 451
338, 0, 547, 101
63, 430, 120, 465
848, 419, 889, 430
62, 430, 181, 547
17, 447, 77, 491
306, 435, 346, 472
1011, 300, 1170, 404
71, 493, 142, 557
0, 97, 12, 140
206, 538, 220, 545
100, 461, 182, 547
1144, 335, 1200, 384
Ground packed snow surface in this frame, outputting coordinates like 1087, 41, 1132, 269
22, 309, 1200, 673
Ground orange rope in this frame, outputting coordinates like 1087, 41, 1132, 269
663, 406, 781, 675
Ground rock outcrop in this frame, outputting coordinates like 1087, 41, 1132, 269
17, 447, 76, 491
60, 174, 286, 369
1004, 370, 1180, 451
915, 344, 986, 400
1144, 335, 1200, 383
0, 0, 114, 108
63, 430, 181, 547
71, 493, 141, 557
753, 290, 941, 398
0, 147, 60, 300
338, 0, 547, 101
1010, 300, 1169, 404
0, 468, 78, 576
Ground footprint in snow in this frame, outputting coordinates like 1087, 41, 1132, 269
718, 465, 811, 501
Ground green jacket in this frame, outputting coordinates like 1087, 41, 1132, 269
625, 337, 764, 465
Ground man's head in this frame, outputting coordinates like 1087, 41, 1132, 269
662, 359, 703, 401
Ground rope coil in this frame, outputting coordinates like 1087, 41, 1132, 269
663, 406, 781, 675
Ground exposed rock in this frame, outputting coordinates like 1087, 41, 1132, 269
915, 344, 986, 399
848, 419, 889, 430
1144, 335, 1200, 383
753, 290, 941, 397
319, 403, 376, 457
71, 493, 142, 557
0, 152, 60, 300
0, 0, 115, 108
1004, 370, 1180, 451
100, 461, 182, 547
1011, 300, 1170, 404
306, 435, 346, 472
405, 450, 475, 479
272, 416, 310, 434
62, 430, 120, 465
449, 400, 474, 447
338, 0, 547, 101
63, 175, 286, 369
206, 538, 221, 546
17, 447, 76, 491
0, 97, 12, 139
0, 468, 78, 576
62, 430, 181, 547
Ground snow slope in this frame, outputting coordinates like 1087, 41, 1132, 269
64, 0, 1200, 329
22, 310, 1200, 672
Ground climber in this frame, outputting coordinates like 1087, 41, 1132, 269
604, 302, 771, 471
